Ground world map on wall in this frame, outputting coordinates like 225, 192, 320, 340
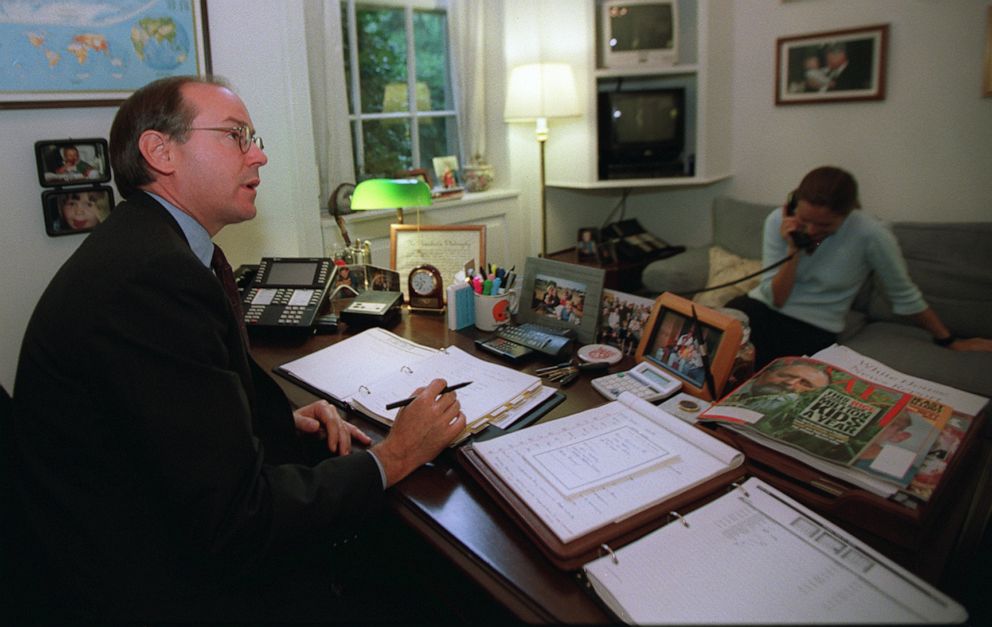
0, 0, 202, 96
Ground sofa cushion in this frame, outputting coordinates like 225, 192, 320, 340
693, 245, 763, 309
867, 222, 992, 338
842, 321, 992, 398
712, 196, 772, 260
642, 246, 710, 295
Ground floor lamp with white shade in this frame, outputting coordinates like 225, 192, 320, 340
504, 62, 580, 257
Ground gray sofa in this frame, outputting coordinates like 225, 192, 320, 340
642, 197, 992, 398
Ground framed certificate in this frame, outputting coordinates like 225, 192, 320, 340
390, 225, 486, 302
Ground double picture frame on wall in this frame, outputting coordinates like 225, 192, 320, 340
35, 138, 114, 237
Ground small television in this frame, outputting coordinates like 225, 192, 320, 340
600, 0, 679, 68
598, 87, 686, 180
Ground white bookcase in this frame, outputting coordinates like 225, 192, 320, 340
547, 0, 733, 189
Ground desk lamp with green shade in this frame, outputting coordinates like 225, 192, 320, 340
350, 177, 432, 225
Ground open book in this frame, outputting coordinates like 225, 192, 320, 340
699, 355, 954, 497
274, 327, 551, 443
459, 392, 744, 569
582, 476, 967, 624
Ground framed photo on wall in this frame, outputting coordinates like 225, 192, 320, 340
35, 138, 111, 186
1, 0, 211, 109
775, 24, 889, 105
42, 186, 114, 237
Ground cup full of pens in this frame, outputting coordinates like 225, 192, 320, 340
469, 263, 518, 331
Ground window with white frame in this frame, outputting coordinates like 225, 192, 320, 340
340, 0, 461, 180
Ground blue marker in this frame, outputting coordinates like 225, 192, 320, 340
491, 277, 502, 294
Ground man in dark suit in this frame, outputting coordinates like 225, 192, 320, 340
10, 76, 467, 623
824, 41, 872, 92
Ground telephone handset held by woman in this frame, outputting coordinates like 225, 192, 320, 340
785, 191, 817, 254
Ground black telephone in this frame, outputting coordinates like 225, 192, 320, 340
241, 257, 335, 332
785, 191, 817, 253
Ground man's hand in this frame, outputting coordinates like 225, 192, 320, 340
293, 399, 371, 455
370, 379, 466, 487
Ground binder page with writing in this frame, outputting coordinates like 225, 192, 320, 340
471, 392, 743, 544
350, 346, 540, 434
583, 476, 967, 624
276, 327, 438, 404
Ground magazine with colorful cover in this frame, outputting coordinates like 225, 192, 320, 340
699, 356, 951, 489
812, 344, 988, 505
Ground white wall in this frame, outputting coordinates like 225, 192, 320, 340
727, 0, 992, 221
0, 0, 320, 392
536, 0, 992, 257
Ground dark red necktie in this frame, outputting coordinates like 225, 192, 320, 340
211, 244, 249, 346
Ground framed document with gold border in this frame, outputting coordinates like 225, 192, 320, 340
390, 224, 486, 302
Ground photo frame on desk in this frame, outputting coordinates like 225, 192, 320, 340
635, 292, 742, 401
390, 224, 485, 301
518, 256, 606, 345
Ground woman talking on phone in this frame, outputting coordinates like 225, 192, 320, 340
725, 165, 992, 369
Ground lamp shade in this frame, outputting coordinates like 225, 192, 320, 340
504, 62, 580, 121
350, 178, 432, 210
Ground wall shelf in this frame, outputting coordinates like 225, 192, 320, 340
547, 173, 731, 190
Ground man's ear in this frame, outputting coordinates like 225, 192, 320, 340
137, 130, 176, 176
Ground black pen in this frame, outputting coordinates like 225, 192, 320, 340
385, 381, 473, 410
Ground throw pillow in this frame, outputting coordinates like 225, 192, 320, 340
693, 245, 762, 309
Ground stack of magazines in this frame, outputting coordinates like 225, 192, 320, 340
699, 345, 988, 506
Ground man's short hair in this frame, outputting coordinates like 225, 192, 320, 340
109, 75, 229, 198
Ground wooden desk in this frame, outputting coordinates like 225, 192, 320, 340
250, 311, 617, 623
249, 309, 990, 623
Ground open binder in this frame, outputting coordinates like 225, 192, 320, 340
581, 476, 968, 624
274, 327, 561, 443
458, 392, 745, 570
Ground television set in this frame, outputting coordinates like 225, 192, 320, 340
600, 0, 679, 68
597, 87, 686, 180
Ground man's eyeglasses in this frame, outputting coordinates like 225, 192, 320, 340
188, 126, 264, 153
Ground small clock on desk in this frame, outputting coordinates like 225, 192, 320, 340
408, 264, 445, 312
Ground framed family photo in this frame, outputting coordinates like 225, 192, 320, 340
775, 24, 889, 105
0, 0, 210, 109
42, 186, 114, 237
35, 138, 111, 186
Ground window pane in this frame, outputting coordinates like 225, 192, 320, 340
361, 119, 412, 177
418, 115, 460, 174
356, 6, 407, 114
414, 9, 451, 111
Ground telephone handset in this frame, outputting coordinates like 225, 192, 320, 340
785, 191, 817, 254
241, 257, 335, 331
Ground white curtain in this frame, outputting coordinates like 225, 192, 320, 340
448, 0, 488, 164
304, 1, 356, 209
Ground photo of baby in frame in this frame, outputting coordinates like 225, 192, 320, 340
35, 138, 111, 186
576, 227, 600, 262
43, 187, 114, 236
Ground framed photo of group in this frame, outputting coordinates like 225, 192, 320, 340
775, 24, 889, 105
0, 0, 210, 109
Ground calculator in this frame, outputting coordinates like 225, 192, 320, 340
592, 361, 682, 402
